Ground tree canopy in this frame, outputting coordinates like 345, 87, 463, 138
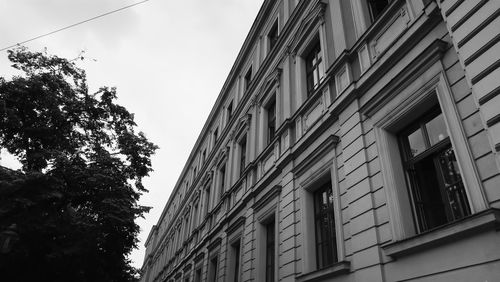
0, 47, 157, 282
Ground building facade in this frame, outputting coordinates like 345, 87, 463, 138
141, 0, 500, 281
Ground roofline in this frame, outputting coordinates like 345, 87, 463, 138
155, 0, 274, 226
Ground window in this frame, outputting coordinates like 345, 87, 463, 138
230, 240, 242, 282
193, 166, 197, 178
192, 203, 198, 229
367, 0, 391, 21
219, 164, 226, 198
305, 42, 324, 95
265, 219, 275, 282
268, 19, 279, 51
239, 136, 247, 176
202, 149, 207, 164
213, 128, 219, 145
266, 98, 276, 144
193, 268, 202, 282
227, 101, 233, 122
183, 215, 190, 239
314, 182, 338, 268
204, 185, 211, 216
244, 67, 253, 92
208, 256, 218, 282
398, 107, 470, 232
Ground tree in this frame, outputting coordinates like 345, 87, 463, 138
0, 47, 158, 282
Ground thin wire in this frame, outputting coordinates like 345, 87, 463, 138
0, 0, 150, 52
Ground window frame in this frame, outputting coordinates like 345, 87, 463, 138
193, 268, 202, 282
265, 219, 276, 282
367, 0, 392, 22
218, 163, 226, 199
253, 191, 279, 282
238, 135, 247, 177
207, 254, 219, 282
244, 66, 253, 93
397, 107, 471, 233
313, 182, 338, 269
267, 18, 279, 53
298, 158, 345, 274
304, 40, 325, 96
266, 97, 277, 145
227, 238, 242, 282
370, 71, 487, 240
227, 100, 233, 123
213, 128, 219, 148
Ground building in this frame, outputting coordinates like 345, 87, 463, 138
140, 0, 500, 281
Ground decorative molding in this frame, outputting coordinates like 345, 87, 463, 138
182, 263, 192, 273
288, 1, 327, 54
296, 261, 350, 282
226, 216, 246, 235
360, 40, 448, 117
252, 185, 282, 212
215, 146, 229, 166
293, 134, 339, 177
383, 209, 500, 257
257, 67, 282, 104
202, 170, 213, 188
207, 237, 222, 252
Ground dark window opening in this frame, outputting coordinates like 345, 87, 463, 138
368, 0, 391, 21
192, 204, 198, 228
239, 136, 247, 176
267, 98, 276, 144
194, 268, 201, 282
208, 257, 218, 282
232, 241, 241, 282
219, 164, 226, 198
244, 67, 253, 92
305, 41, 324, 95
204, 186, 211, 216
265, 219, 275, 282
227, 101, 233, 122
213, 128, 219, 145
314, 182, 338, 269
268, 20, 279, 51
399, 107, 470, 233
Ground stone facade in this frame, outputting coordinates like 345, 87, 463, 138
140, 1, 500, 281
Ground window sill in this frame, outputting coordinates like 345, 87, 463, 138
296, 261, 350, 282
382, 209, 500, 258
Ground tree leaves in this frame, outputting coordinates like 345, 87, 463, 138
0, 47, 157, 282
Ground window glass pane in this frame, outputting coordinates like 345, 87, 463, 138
437, 147, 470, 220
407, 128, 426, 157
318, 60, 325, 82
265, 220, 275, 282
368, 0, 390, 20
313, 183, 337, 269
426, 113, 448, 146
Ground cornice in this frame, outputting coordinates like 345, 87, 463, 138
252, 184, 282, 212
207, 237, 222, 252
288, 0, 327, 56
226, 216, 246, 235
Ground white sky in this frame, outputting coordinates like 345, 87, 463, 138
0, 0, 264, 269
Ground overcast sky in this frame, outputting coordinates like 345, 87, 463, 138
0, 0, 264, 269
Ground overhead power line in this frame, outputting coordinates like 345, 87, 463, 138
0, 0, 150, 52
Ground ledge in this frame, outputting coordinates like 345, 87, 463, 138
296, 261, 350, 282
383, 209, 500, 258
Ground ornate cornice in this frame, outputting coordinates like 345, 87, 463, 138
202, 170, 213, 186
287, 1, 327, 56
257, 67, 283, 104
